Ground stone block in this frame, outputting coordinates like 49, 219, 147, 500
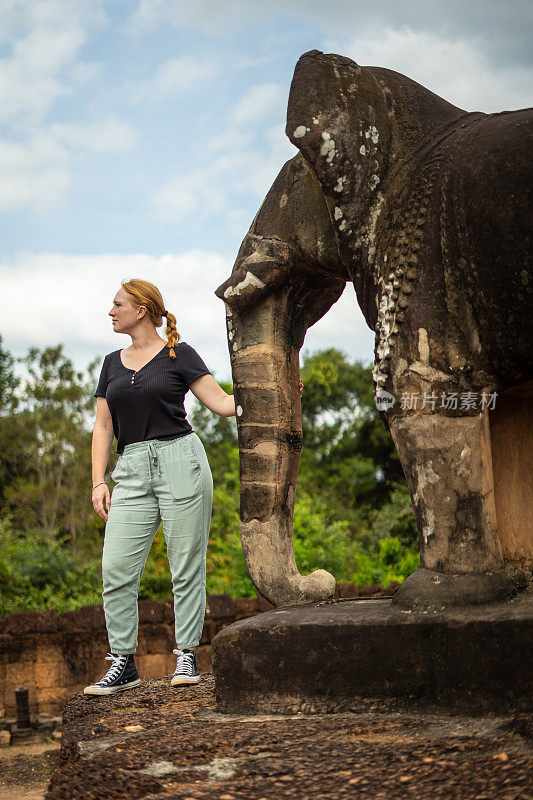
4, 611, 42, 636
358, 583, 382, 596
256, 593, 274, 612
6, 660, 35, 687
36, 686, 75, 714
212, 590, 533, 715
36, 644, 62, 662
60, 656, 89, 687
34, 658, 61, 689
84, 655, 112, 685
164, 653, 176, 677
57, 606, 105, 634
207, 594, 236, 619
137, 654, 167, 679
234, 597, 260, 618
4, 684, 39, 717
138, 600, 166, 624
139, 629, 173, 655
199, 618, 218, 644
337, 583, 360, 599
195, 645, 212, 673
161, 601, 174, 624
2, 642, 36, 663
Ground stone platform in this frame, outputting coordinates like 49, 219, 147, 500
46, 674, 532, 799
211, 590, 533, 715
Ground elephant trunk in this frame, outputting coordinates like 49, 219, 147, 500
227, 287, 338, 607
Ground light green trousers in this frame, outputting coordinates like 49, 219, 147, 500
102, 433, 213, 654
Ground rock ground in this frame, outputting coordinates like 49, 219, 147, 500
45, 675, 532, 800
0, 740, 60, 800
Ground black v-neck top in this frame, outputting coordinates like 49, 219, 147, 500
94, 342, 211, 454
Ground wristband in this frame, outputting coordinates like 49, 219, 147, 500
92, 482, 106, 493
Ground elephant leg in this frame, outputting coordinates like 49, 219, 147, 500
489, 384, 533, 570
389, 407, 528, 606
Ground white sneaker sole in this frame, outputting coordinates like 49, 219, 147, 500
171, 674, 201, 686
83, 678, 141, 696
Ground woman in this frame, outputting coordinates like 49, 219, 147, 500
85, 278, 235, 695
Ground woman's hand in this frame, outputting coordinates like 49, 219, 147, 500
92, 483, 111, 522
299, 379, 303, 394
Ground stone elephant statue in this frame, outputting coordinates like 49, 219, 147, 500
215, 50, 533, 608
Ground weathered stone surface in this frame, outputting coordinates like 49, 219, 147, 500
212, 591, 533, 715
394, 567, 530, 607
44, 674, 533, 800
207, 594, 236, 619
234, 597, 260, 618
336, 582, 360, 598
389, 411, 501, 573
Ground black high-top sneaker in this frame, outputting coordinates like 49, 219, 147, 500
84, 653, 140, 696
171, 648, 201, 686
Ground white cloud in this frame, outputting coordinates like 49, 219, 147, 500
1, 251, 374, 382
152, 168, 226, 219
324, 27, 533, 112
304, 283, 375, 365
0, 132, 71, 213
127, 55, 218, 103
70, 60, 105, 86
0, 0, 104, 127
152, 82, 296, 222
232, 82, 286, 125
0, 0, 123, 214
129, 0, 244, 36
50, 116, 138, 153
127, 2, 533, 115
128, 0, 533, 72
0, 115, 137, 212
0, 250, 232, 378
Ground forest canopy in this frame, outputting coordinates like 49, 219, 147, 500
0, 335, 418, 614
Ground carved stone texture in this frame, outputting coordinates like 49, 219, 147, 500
215, 50, 533, 608
212, 589, 533, 714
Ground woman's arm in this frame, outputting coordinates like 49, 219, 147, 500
189, 374, 303, 417
92, 397, 115, 520
189, 374, 235, 417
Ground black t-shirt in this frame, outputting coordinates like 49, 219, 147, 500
94, 342, 211, 454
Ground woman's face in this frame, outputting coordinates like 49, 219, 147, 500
109, 288, 145, 334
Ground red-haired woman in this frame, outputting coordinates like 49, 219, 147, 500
85, 278, 235, 695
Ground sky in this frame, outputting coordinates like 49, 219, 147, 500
1, 0, 532, 387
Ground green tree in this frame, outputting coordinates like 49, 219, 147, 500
0, 334, 20, 413
2, 346, 105, 554
0, 516, 102, 614
298, 348, 417, 550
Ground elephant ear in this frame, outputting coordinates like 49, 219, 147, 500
286, 50, 392, 273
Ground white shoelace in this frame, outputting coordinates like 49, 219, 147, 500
96, 653, 127, 685
172, 648, 195, 675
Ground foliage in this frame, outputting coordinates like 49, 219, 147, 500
0, 334, 19, 413
0, 517, 101, 615
0, 339, 420, 612
0, 345, 106, 555
349, 538, 420, 587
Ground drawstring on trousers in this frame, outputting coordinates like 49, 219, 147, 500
147, 442, 162, 483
